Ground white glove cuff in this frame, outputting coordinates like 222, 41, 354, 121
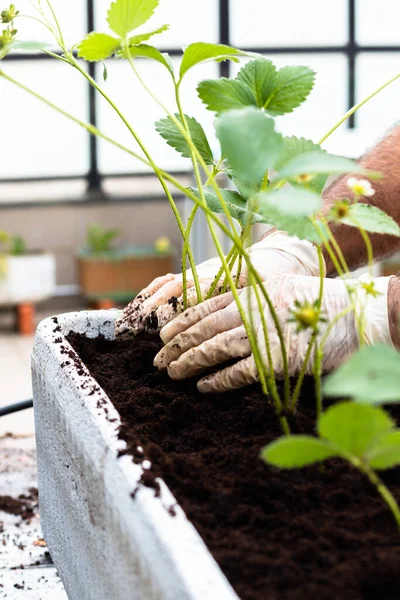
259, 230, 326, 277
354, 274, 394, 346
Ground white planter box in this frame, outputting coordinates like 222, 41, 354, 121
32, 310, 239, 600
0, 253, 56, 305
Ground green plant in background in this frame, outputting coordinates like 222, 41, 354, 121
3, 0, 400, 531
86, 224, 120, 255
262, 402, 400, 530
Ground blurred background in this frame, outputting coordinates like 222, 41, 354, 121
1, 0, 400, 432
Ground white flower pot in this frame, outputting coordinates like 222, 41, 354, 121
32, 310, 238, 600
0, 253, 56, 305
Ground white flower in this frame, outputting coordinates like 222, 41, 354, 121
347, 177, 375, 197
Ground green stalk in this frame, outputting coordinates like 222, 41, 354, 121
290, 247, 325, 411
181, 204, 201, 309
318, 72, 400, 145
205, 243, 237, 300
313, 343, 323, 419
358, 462, 400, 531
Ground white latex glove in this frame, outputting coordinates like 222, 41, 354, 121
115, 231, 324, 338
153, 274, 394, 393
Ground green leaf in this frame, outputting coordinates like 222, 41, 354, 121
257, 187, 321, 218
338, 203, 400, 237
122, 44, 173, 75
254, 210, 327, 244
367, 431, 400, 470
128, 23, 169, 45
180, 43, 247, 79
155, 115, 214, 165
107, 0, 159, 37
191, 187, 262, 226
77, 32, 121, 61
324, 344, 400, 405
215, 107, 283, 197
236, 58, 277, 108
318, 401, 395, 458
275, 151, 379, 182
265, 65, 315, 116
197, 78, 257, 113
261, 436, 338, 469
273, 137, 328, 194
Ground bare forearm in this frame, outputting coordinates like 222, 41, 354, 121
322, 127, 400, 275
389, 276, 400, 348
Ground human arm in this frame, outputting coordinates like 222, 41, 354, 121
321, 127, 400, 274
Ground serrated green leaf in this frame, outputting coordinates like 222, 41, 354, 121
274, 137, 328, 194
324, 344, 400, 404
128, 23, 169, 45
236, 58, 277, 108
318, 401, 395, 458
215, 107, 283, 197
77, 32, 120, 61
261, 436, 338, 469
107, 0, 159, 37
258, 210, 327, 243
257, 187, 321, 218
120, 44, 173, 75
274, 151, 379, 182
180, 42, 247, 79
191, 187, 262, 225
156, 115, 214, 165
265, 65, 315, 116
338, 203, 400, 237
367, 431, 400, 469
197, 78, 257, 113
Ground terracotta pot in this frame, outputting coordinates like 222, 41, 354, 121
77, 250, 175, 301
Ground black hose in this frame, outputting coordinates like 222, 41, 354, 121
0, 399, 33, 417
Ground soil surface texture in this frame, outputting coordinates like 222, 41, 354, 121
68, 331, 400, 600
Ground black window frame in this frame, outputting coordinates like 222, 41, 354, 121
2, 0, 399, 204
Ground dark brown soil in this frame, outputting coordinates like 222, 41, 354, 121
0, 489, 38, 521
67, 332, 400, 600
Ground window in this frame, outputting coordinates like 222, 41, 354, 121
2, 0, 400, 202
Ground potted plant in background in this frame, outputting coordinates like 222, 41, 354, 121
77, 223, 175, 309
0, 229, 55, 334
3, 0, 400, 598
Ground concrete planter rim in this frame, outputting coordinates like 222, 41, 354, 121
32, 310, 239, 600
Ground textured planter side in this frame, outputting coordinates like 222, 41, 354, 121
32, 310, 238, 600
78, 254, 175, 299
0, 253, 56, 305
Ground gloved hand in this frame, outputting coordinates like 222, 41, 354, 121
115, 231, 325, 338
153, 274, 394, 393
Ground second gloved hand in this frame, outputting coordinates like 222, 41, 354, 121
153, 274, 394, 393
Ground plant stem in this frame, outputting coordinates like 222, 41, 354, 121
318, 72, 400, 145
360, 463, 400, 531
313, 343, 323, 419
205, 244, 237, 300
181, 204, 201, 309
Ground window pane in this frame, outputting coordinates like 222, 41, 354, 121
0, 61, 89, 179
97, 58, 219, 174
231, 54, 348, 141
15, 0, 87, 51
356, 0, 400, 45
230, 0, 348, 48
94, 0, 219, 48
356, 53, 400, 130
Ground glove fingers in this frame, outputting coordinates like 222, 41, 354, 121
197, 355, 258, 393
160, 291, 235, 344
166, 326, 250, 380
155, 282, 212, 332
155, 298, 242, 367
115, 273, 176, 337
